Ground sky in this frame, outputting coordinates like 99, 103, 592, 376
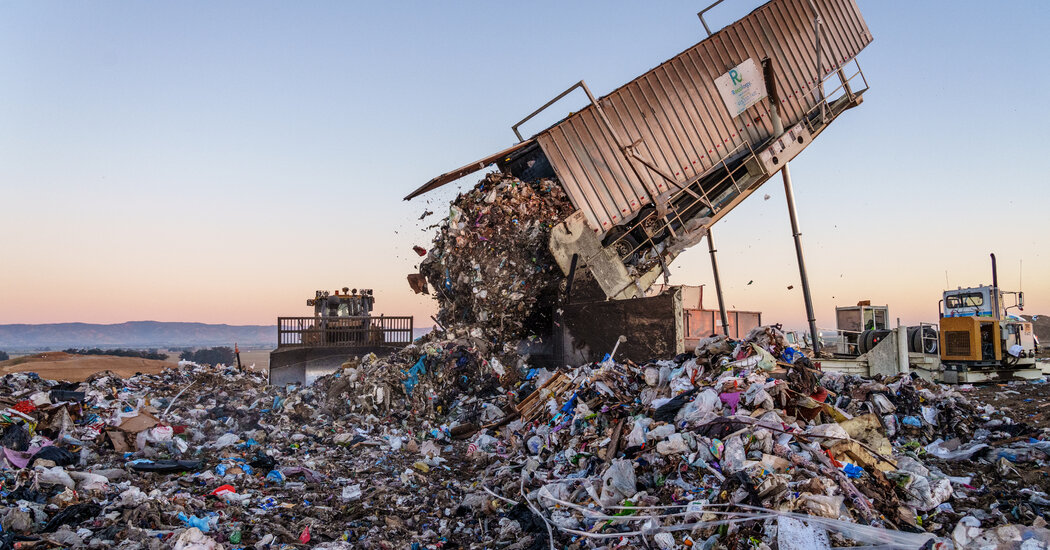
1, 1, 1047, 331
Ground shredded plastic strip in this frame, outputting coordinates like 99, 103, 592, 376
529, 492, 940, 548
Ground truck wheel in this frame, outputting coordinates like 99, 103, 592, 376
869, 331, 880, 351
914, 325, 938, 354
859, 330, 873, 354
907, 327, 919, 353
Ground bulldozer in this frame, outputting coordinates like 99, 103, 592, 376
268, 288, 413, 385
940, 254, 1038, 383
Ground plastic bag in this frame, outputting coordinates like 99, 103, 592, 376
752, 344, 778, 371
213, 433, 239, 448
797, 494, 844, 518
656, 433, 690, 455
721, 436, 746, 474
925, 438, 989, 461
37, 466, 75, 489
599, 459, 636, 506
807, 423, 850, 448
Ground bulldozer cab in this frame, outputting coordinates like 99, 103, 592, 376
308, 288, 374, 318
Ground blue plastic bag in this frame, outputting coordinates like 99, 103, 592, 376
177, 513, 213, 532
780, 347, 804, 364
841, 462, 863, 479
402, 358, 427, 395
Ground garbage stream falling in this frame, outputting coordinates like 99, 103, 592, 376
418, 172, 575, 349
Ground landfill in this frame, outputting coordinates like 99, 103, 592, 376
4, 323, 1050, 549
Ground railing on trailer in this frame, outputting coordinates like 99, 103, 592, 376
604, 58, 869, 269
276, 316, 414, 349
820, 321, 941, 357
684, 309, 763, 350
819, 327, 865, 356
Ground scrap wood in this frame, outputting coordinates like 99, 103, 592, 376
604, 419, 623, 463
516, 372, 572, 422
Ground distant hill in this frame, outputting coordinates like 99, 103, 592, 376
0, 321, 276, 350
1023, 315, 1049, 342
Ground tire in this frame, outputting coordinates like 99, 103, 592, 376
916, 325, 938, 354
858, 330, 872, 354
868, 330, 881, 351
907, 327, 919, 353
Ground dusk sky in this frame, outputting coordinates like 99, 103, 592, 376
1, 1, 1047, 331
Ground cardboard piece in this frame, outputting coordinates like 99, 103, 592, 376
104, 430, 132, 453
118, 410, 159, 434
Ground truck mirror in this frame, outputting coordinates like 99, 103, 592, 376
1019, 292, 1024, 308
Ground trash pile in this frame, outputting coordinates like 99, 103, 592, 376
417, 172, 575, 346
314, 324, 1050, 549
5, 327, 1050, 549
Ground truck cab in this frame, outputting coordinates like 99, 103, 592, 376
942, 286, 995, 318
940, 284, 1036, 368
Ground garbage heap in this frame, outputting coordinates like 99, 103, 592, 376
309, 325, 1050, 549
4, 329, 1050, 549
418, 172, 575, 347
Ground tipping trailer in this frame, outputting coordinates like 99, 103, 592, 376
406, 0, 874, 303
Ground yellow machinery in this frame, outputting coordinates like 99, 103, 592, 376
939, 254, 1037, 382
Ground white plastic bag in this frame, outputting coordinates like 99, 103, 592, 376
599, 459, 636, 506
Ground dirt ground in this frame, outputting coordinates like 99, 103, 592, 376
237, 349, 270, 373
159, 348, 269, 374
963, 380, 1050, 429
922, 380, 1050, 526
0, 352, 169, 382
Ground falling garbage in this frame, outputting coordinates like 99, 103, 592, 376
416, 172, 575, 347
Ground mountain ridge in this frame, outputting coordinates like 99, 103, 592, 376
0, 321, 276, 349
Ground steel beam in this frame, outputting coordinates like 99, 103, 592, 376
781, 164, 821, 354
707, 230, 730, 337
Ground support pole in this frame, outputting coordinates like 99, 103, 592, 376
896, 319, 910, 375
707, 230, 730, 337
781, 165, 821, 354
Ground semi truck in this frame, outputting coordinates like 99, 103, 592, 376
939, 254, 1037, 382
